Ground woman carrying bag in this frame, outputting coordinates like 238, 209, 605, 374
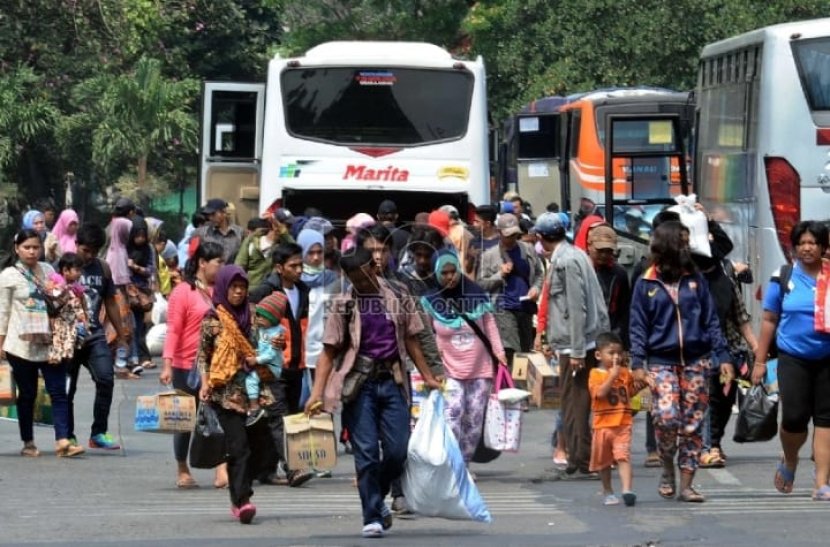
421, 249, 508, 468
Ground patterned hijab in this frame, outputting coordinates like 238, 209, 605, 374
210, 265, 251, 337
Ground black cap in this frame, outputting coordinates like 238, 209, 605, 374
273, 208, 297, 225
113, 197, 136, 217
202, 198, 229, 214
378, 200, 398, 215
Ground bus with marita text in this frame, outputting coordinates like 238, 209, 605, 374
694, 18, 830, 325
199, 42, 491, 226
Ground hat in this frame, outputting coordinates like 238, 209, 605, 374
427, 210, 451, 236
161, 240, 178, 260
519, 218, 535, 235
378, 200, 398, 215
496, 213, 522, 236
532, 212, 565, 237
303, 216, 334, 235
202, 198, 229, 214
256, 291, 289, 326
113, 197, 136, 216
346, 213, 375, 233
273, 208, 297, 225
503, 190, 520, 201
587, 224, 618, 250
439, 204, 460, 221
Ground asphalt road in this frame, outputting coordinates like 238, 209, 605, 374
0, 368, 827, 547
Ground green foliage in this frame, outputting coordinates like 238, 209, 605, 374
273, 0, 469, 54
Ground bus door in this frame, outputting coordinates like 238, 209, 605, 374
199, 82, 265, 227
559, 108, 581, 217
603, 113, 690, 270
514, 112, 562, 216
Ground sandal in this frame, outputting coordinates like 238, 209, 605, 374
678, 487, 705, 503
644, 452, 662, 468
176, 477, 200, 489
774, 459, 797, 494
288, 469, 313, 488
141, 360, 156, 370
21, 443, 40, 457
55, 441, 85, 458
658, 471, 676, 499
813, 485, 830, 501
699, 450, 725, 469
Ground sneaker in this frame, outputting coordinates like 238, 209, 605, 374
603, 494, 621, 506
361, 522, 384, 538
237, 503, 256, 524
381, 507, 393, 530
129, 364, 144, 376
245, 407, 265, 427
622, 491, 637, 507
89, 433, 121, 450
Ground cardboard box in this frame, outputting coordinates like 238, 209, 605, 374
526, 354, 561, 409
511, 353, 531, 381
134, 390, 197, 433
0, 363, 14, 406
284, 413, 337, 471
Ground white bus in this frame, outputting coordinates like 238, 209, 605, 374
199, 41, 491, 226
695, 18, 830, 323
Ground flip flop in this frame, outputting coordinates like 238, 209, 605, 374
658, 471, 676, 499
176, 477, 200, 489
813, 485, 830, 501
775, 460, 797, 494
678, 487, 705, 503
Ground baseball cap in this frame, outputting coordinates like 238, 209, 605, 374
202, 198, 229, 214
303, 216, 334, 235
113, 197, 136, 217
531, 212, 565, 237
587, 224, 618, 250
496, 213, 521, 237
378, 200, 398, 215
273, 208, 297, 225
427, 210, 451, 236
439, 204, 460, 220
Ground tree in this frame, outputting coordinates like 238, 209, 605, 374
72, 56, 199, 204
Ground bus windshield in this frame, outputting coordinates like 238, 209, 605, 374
281, 67, 474, 146
793, 38, 830, 110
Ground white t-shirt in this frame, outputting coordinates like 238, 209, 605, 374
285, 285, 300, 320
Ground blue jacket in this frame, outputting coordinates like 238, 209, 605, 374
629, 266, 730, 369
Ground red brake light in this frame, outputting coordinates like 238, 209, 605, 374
817, 128, 830, 146
349, 147, 402, 158
764, 156, 800, 260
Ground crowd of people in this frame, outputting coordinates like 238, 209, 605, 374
2, 191, 830, 536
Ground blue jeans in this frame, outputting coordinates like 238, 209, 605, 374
7, 354, 71, 442
67, 336, 115, 438
342, 377, 410, 526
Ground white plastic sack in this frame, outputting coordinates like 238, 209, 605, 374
485, 365, 522, 452
146, 323, 167, 357
668, 194, 711, 257
496, 388, 531, 404
151, 292, 168, 325
402, 390, 491, 523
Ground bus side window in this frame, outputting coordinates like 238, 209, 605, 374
569, 110, 581, 159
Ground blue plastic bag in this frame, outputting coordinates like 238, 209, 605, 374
402, 390, 492, 522
299, 368, 312, 409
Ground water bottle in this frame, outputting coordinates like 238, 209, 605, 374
115, 345, 128, 369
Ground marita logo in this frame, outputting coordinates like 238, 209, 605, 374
343, 165, 409, 182
279, 164, 302, 178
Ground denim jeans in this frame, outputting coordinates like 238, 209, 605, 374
7, 354, 71, 442
342, 377, 410, 526
67, 336, 115, 438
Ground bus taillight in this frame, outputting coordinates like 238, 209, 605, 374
817, 128, 830, 145
764, 156, 800, 260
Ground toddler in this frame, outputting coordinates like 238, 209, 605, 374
588, 332, 645, 507
46, 253, 90, 364
246, 291, 288, 426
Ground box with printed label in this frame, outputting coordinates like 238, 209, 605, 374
526, 354, 561, 409
283, 413, 337, 470
134, 390, 197, 433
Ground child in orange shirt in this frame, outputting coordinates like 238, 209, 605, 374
588, 332, 644, 507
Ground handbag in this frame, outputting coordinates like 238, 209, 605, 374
189, 403, 226, 469
454, 308, 503, 464
126, 283, 154, 313
483, 364, 522, 452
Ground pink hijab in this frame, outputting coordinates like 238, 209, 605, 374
51, 209, 79, 254
107, 217, 132, 285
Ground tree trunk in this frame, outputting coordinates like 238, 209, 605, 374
136, 155, 149, 210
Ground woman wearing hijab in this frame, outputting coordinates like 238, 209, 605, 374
297, 229, 339, 384
22, 210, 48, 260
106, 217, 140, 379
44, 209, 80, 262
196, 265, 277, 524
421, 249, 507, 467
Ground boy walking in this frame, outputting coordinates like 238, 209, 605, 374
588, 332, 640, 506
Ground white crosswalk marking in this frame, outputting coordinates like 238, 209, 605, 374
650, 487, 827, 514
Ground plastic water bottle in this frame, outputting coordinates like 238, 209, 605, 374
115, 345, 128, 369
